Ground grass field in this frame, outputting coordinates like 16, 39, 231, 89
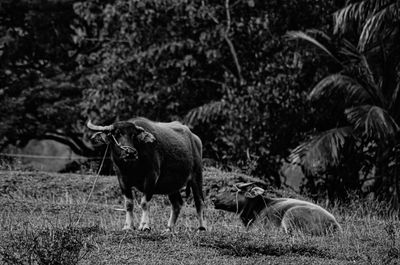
0, 168, 399, 265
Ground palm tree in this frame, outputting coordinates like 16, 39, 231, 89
288, 0, 400, 206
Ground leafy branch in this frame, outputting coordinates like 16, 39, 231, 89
205, 0, 244, 84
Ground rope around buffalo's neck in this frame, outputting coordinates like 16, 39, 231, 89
111, 135, 136, 153
235, 189, 269, 217
75, 144, 109, 225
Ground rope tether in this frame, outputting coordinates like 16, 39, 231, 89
75, 144, 110, 225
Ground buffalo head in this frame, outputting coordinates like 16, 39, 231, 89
213, 182, 267, 225
87, 120, 156, 162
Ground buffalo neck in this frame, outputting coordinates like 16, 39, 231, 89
240, 195, 274, 226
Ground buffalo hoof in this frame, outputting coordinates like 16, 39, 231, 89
140, 227, 151, 232
122, 225, 135, 231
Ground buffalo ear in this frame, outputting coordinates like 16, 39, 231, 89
91, 132, 109, 144
136, 126, 156, 143
251, 187, 265, 196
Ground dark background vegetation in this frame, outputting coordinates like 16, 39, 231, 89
1, 0, 399, 208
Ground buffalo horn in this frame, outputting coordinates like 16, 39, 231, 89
87, 120, 114, 131
234, 182, 255, 190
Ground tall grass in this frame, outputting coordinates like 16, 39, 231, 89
0, 169, 400, 264
0, 224, 93, 265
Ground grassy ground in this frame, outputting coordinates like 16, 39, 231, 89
0, 168, 399, 265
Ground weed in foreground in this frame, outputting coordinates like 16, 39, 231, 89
381, 222, 400, 265
0, 225, 96, 265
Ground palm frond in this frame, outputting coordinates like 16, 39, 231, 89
359, 2, 399, 51
337, 40, 383, 104
358, 7, 387, 51
369, 0, 397, 14
334, 1, 398, 51
389, 82, 400, 111
184, 100, 227, 126
345, 105, 399, 141
309, 74, 370, 104
304, 29, 334, 43
286, 31, 342, 65
290, 127, 353, 172
339, 39, 361, 62
359, 54, 379, 88
334, 1, 368, 35
334, 0, 395, 35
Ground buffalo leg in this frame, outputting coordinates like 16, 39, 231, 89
122, 191, 135, 231
167, 192, 183, 232
191, 180, 207, 231
138, 194, 152, 231
139, 169, 158, 231
117, 168, 135, 231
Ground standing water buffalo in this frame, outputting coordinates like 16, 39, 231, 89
87, 117, 206, 231
213, 183, 341, 235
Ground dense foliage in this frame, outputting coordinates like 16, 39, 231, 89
0, 0, 340, 184
290, 0, 400, 205
0, 0, 93, 155
72, 0, 339, 184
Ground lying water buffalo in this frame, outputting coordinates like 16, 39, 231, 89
87, 117, 206, 231
213, 183, 341, 235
